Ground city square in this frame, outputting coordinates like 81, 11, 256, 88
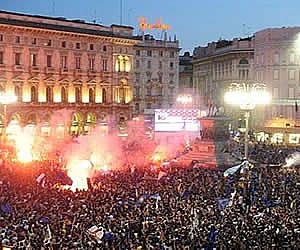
0, 0, 300, 249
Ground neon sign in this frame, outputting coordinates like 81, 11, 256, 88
139, 17, 170, 31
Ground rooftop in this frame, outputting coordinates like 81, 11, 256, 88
0, 10, 136, 40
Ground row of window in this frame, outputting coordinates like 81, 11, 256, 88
13, 85, 108, 103
272, 87, 295, 99
257, 52, 298, 65
0, 52, 109, 71
135, 49, 176, 58
257, 69, 299, 81
135, 60, 175, 70
0, 34, 108, 52
135, 72, 175, 83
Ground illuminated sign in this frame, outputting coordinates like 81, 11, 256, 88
139, 17, 170, 31
154, 109, 201, 132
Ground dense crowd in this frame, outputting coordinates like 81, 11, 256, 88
0, 142, 300, 249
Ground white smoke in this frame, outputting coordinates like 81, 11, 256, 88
284, 152, 300, 168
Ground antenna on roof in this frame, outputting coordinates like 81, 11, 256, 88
120, 0, 123, 25
52, 0, 55, 16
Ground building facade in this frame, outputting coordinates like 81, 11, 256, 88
254, 27, 300, 124
0, 11, 137, 136
192, 37, 254, 108
179, 51, 193, 90
132, 34, 180, 122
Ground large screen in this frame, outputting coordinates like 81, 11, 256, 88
154, 109, 201, 132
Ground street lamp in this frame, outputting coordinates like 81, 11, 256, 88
0, 92, 17, 141
224, 83, 271, 159
176, 94, 193, 106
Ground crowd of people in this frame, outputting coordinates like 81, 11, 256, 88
0, 139, 299, 249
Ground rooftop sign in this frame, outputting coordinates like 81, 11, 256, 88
139, 17, 170, 31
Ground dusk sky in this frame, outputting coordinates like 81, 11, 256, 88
1, 0, 300, 53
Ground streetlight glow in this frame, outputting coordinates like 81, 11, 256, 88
0, 93, 18, 105
176, 94, 193, 105
224, 83, 271, 159
224, 83, 271, 109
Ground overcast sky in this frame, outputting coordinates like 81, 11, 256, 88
1, 0, 300, 53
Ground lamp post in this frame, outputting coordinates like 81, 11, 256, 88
224, 83, 271, 160
176, 94, 193, 107
0, 92, 17, 141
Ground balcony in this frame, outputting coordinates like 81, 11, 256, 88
45, 66, 55, 74
88, 69, 97, 77
59, 68, 69, 75
13, 65, 24, 72
30, 66, 40, 73
73, 69, 84, 77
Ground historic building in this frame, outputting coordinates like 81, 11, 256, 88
192, 37, 254, 108
0, 10, 137, 136
179, 52, 193, 90
132, 34, 180, 122
254, 27, 300, 124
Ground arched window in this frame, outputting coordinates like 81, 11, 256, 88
15, 85, 21, 102
239, 58, 249, 65
46, 86, 53, 103
61, 87, 67, 103
31, 86, 37, 103
89, 88, 95, 103
75, 87, 81, 103
102, 88, 106, 103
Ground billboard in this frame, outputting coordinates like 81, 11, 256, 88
154, 109, 201, 132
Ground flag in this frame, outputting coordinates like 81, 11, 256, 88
150, 193, 161, 200
217, 198, 230, 210
157, 170, 167, 180
87, 225, 104, 242
0, 203, 12, 214
36, 173, 46, 183
223, 161, 246, 177
44, 224, 52, 245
